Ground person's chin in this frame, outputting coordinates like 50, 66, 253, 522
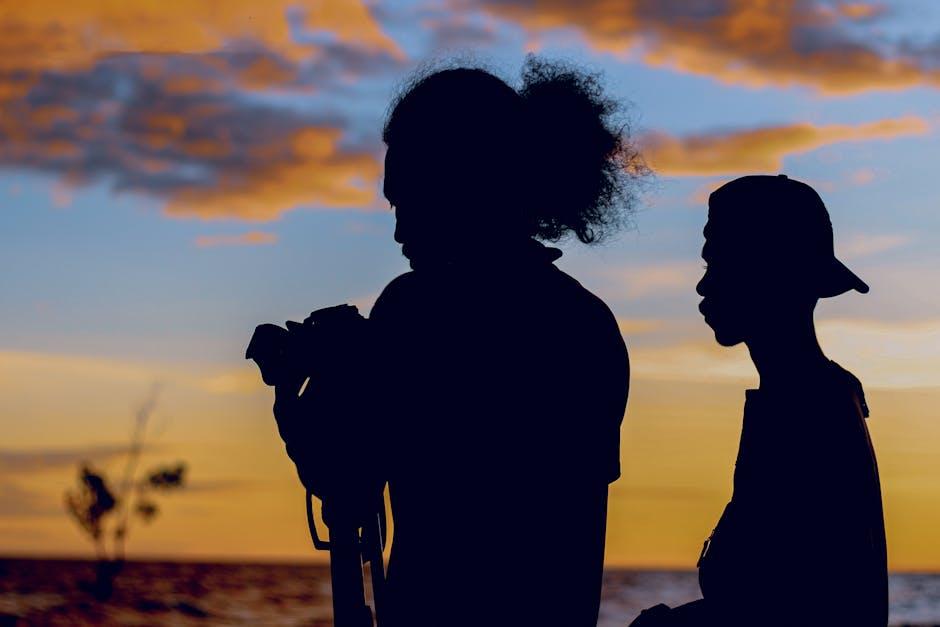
401, 245, 420, 269
705, 319, 744, 347
713, 327, 745, 347
402, 244, 452, 270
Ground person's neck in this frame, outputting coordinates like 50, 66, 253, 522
457, 235, 540, 266
408, 235, 538, 271
746, 317, 829, 393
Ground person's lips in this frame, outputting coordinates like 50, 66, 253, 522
699, 301, 718, 327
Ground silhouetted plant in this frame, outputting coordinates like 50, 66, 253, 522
64, 464, 117, 561
63, 385, 187, 599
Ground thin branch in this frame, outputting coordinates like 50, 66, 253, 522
112, 383, 162, 561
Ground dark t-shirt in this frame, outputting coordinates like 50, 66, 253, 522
366, 240, 630, 625
697, 361, 888, 626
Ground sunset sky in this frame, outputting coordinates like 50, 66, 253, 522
2, 0, 940, 571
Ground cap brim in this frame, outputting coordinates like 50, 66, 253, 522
818, 258, 869, 298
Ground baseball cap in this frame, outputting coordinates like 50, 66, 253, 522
707, 174, 869, 298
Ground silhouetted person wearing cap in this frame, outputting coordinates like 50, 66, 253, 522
631, 175, 887, 627
271, 58, 647, 626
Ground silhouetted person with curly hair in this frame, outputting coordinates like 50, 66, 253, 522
272, 57, 647, 626
631, 175, 888, 627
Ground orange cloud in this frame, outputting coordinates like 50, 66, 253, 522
849, 167, 877, 185
166, 127, 381, 221
0, 0, 401, 221
605, 261, 703, 297
194, 231, 278, 248
817, 318, 940, 389
625, 317, 940, 390
479, 0, 940, 93
835, 2, 886, 20
617, 318, 664, 336
0, 445, 152, 475
629, 340, 755, 383
0, 1, 402, 77
839, 233, 910, 259
50, 183, 73, 209
642, 116, 929, 176
0, 65, 385, 220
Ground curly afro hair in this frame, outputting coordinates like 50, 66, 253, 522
383, 55, 649, 244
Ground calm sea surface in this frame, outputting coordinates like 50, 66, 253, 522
1, 559, 938, 625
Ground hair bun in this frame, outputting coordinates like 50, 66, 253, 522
520, 55, 647, 244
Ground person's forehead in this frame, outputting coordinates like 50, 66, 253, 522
701, 218, 740, 250
701, 217, 769, 264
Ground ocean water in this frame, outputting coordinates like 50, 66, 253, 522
600, 570, 940, 626
1, 559, 939, 625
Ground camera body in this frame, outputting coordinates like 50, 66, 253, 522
246, 304, 369, 390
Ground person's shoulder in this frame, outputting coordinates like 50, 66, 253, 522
547, 268, 628, 370
550, 267, 619, 327
795, 361, 871, 462
827, 361, 870, 418
380, 270, 421, 297
370, 271, 425, 320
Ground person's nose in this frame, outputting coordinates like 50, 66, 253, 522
393, 207, 406, 244
696, 272, 708, 297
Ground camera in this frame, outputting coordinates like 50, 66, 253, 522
245, 304, 368, 391
246, 304, 388, 626
245, 301, 380, 513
